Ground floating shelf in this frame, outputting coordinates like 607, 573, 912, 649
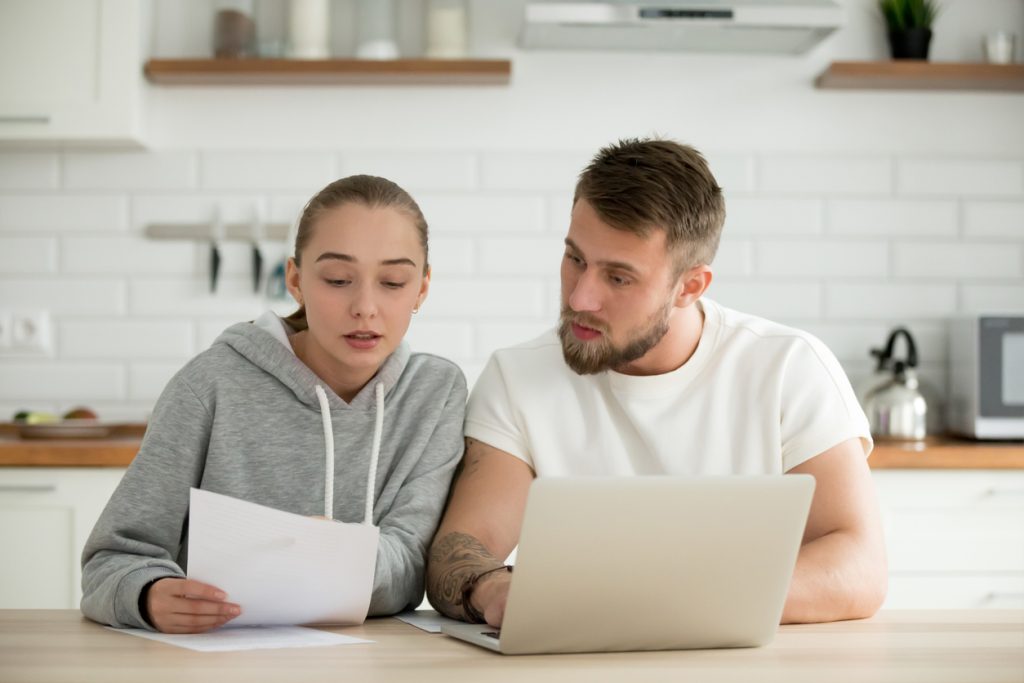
815, 61, 1024, 92
143, 58, 512, 86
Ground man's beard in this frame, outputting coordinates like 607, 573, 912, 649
558, 301, 673, 375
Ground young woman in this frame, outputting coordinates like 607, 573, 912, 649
81, 176, 466, 634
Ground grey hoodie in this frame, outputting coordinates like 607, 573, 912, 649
80, 314, 466, 629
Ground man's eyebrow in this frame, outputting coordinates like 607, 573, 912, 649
315, 253, 417, 268
564, 238, 641, 276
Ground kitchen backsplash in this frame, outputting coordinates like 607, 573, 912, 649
1, 147, 1021, 426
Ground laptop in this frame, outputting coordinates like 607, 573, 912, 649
441, 475, 815, 655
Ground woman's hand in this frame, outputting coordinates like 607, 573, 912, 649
144, 578, 241, 633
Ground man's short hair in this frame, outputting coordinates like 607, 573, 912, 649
573, 138, 726, 274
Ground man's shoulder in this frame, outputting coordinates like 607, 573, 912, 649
490, 328, 563, 362
710, 299, 825, 353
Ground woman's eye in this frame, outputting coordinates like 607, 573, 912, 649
325, 279, 350, 287
382, 281, 407, 289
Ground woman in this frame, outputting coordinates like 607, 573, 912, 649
81, 176, 466, 633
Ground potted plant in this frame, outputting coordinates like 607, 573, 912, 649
878, 0, 940, 60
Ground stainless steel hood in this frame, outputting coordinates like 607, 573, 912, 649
520, 0, 844, 55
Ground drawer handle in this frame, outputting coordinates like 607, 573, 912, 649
0, 115, 51, 124
983, 488, 1024, 498
0, 484, 57, 493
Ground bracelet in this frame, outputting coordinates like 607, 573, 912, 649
459, 565, 513, 624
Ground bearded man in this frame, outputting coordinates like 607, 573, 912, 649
426, 138, 887, 628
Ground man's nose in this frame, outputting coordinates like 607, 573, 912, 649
567, 270, 601, 313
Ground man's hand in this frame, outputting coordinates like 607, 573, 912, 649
145, 578, 241, 633
426, 438, 534, 624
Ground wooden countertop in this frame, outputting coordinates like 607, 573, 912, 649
1, 610, 1022, 683
1, 424, 1022, 468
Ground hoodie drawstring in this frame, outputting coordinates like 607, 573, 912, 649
314, 383, 384, 525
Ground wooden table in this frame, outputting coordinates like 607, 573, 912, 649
1, 610, 1021, 683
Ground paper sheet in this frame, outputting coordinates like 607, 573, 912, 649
187, 488, 380, 626
394, 609, 463, 633
110, 625, 372, 652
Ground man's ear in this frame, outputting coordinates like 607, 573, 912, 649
674, 265, 713, 309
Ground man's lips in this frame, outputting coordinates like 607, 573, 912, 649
571, 322, 603, 341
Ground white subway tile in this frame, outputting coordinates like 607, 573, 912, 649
828, 199, 958, 237
712, 240, 754, 277
0, 279, 125, 315
416, 194, 545, 233
477, 321, 553, 358
197, 319, 244, 350
0, 362, 124, 400
709, 283, 822, 319
480, 151, 589, 193
546, 193, 574, 234
341, 151, 477, 191
826, 284, 957, 319
59, 320, 193, 359
800, 322, 947, 363
404, 321, 475, 358
425, 279, 546, 317
268, 195, 307, 225
0, 153, 58, 189
59, 400, 151, 422
759, 156, 892, 195
724, 198, 823, 235
61, 236, 197, 275
705, 153, 755, 194
0, 401, 58, 418
756, 240, 888, 277
201, 151, 335, 191
128, 278, 269, 318
428, 237, 475, 276
479, 237, 565, 275
897, 159, 1024, 197
893, 242, 1023, 278
0, 195, 127, 232
0, 237, 57, 273
128, 362, 183, 400
62, 151, 197, 190
964, 201, 1024, 237
131, 194, 266, 229
960, 285, 1024, 313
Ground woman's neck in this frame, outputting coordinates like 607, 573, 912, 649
289, 330, 376, 403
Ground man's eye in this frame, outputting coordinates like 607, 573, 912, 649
609, 274, 631, 287
565, 253, 583, 266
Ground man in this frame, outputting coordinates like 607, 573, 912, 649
426, 138, 887, 627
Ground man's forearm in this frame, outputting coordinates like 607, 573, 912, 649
782, 529, 887, 624
426, 531, 504, 621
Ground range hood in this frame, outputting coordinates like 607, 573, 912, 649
520, 0, 844, 55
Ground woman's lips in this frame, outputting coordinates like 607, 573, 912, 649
344, 332, 381, 350
571, 322, 602, 341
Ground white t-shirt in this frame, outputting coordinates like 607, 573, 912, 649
466, 298, 872, 476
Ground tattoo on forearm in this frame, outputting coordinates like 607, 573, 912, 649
427, 531, 500, 620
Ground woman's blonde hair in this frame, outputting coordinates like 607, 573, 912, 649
284, 175, 429, 332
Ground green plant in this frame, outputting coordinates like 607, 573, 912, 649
878, 0, 939, 30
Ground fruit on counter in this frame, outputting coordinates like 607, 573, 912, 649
63, 406, 99, 420
12, 410, 60, 424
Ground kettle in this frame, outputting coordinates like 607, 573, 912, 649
861, 328, 928, 441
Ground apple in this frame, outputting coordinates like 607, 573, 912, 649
63, 407, 99, 420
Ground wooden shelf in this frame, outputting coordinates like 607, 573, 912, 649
144, 58, 511, 86
815, 61, 1024, 92
870, 436, 1024, 469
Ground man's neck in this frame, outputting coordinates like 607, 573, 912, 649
615, 301, 705, 377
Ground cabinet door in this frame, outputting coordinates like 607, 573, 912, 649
0, 0, 143, 144
0, 468, 126, 609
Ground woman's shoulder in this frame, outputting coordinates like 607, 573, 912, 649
403, 352, 468, 393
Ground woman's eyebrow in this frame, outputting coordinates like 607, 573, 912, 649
315, 252, 417, 268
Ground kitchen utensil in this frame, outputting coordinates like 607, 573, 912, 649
862, 328, 927, 441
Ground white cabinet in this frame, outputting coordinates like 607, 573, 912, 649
0, 0, 145, 145
0, 468, 125, 609
873, 470, 1024, 609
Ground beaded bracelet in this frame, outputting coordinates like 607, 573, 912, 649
460, 565, 513, 623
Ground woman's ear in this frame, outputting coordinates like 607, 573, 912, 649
414, 265, 431, 313
285, 257, 303, 306
675, 265, 712, 308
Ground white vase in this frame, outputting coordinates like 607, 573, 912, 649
288, 0, 330, 59
425, 0, 468, 59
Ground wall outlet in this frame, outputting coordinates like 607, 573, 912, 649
0, 310, 53, 357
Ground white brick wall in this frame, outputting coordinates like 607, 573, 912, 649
1, 148, 1022, 425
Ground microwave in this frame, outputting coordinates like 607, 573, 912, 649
948, 316, 1024, 440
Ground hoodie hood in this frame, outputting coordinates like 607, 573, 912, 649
213, 312, 411, 412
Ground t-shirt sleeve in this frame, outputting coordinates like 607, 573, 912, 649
779, 336, 873, 472
464, 353, 536, 470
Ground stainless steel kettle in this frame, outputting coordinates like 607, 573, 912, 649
861, 328, 928, 441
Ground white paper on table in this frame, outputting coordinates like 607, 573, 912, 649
187, 488, 380, 626
109, 625, 373, 652
394, 609, 463, 633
